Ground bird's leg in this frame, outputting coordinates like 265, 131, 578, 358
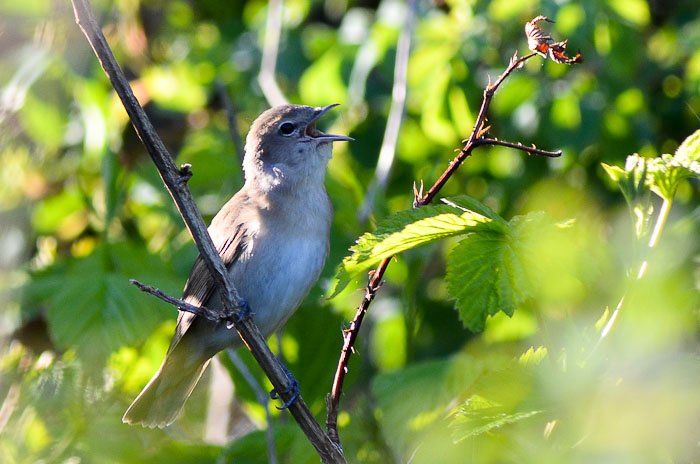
270, 362, 300, 410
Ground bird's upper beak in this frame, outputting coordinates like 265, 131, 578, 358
305, 104, 353, 142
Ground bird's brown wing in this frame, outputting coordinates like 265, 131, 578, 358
166, 193, 252, 354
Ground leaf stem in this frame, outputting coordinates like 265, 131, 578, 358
599, 197, 673, 340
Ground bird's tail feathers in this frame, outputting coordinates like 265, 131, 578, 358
122, 350, 210, 428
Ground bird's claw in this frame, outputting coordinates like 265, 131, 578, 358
225, 299, 252, 329
270, 368, 300, 410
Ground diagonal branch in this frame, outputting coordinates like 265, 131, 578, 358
71, 0, 343, 462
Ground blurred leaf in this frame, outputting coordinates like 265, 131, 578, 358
221, 424, 317, 464
299, 49, 347, 107
449, 394, 542, 442
646, 153, 699, 202
32, 186, 88, 239
602, 154, 652, 237
372, 358, 457, 455
371, 312, 407, 371
674, 128, 700, 168
142, 63, 208, 112
329, 196, 503, 297
19, 92, 66, 151
518, 346, 548, 366
606, 0, 650, 26
24, 242, 175, 368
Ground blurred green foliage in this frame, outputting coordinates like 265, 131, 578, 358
1, 0, 699, 463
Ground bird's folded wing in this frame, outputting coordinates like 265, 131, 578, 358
167, 194, 252, 354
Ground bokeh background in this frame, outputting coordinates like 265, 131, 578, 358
1, 0, 699, 462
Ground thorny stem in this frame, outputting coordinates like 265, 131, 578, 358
326, 50, 557, 444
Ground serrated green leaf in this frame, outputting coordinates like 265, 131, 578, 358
646, 154, 695, 201
674, 128, 700, 168
24, 242, 176, 368
329, 197, 505, 297
518, 346, 548, 366
441, 195, 506, 223
449, 394, 543, 443
446, 212, 550, 332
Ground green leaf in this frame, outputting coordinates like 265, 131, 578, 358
372, 356, 484, 456
329, 196, 504, 296
441, 196, 506, 223
299, 49, 348, 107
646, 154, 696, 202
446, 212, 550, 332
449, 394, 543, 443
601, 154, 649, 207
24, 242, 177, 368
674, 128, 700, 168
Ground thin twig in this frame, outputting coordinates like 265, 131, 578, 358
227, 349, 279, 464
130, 279, 223, 322
327, 50, 557, 443
358, 0, 416, 223
71, 1, 343, 461
258, 0, 287, 106
476, 137, 562, 157
418, 52, 538, 206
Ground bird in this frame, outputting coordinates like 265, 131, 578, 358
123, 103, 352, 428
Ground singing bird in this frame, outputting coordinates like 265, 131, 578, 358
123, 104, 352, 428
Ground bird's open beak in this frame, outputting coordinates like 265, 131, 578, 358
305, 104, 353, 142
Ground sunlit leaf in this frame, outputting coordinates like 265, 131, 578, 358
329, 196, 504, 297
646, 154, 697, 202
674, 128, 700, 169
606, 0, 650, 26
142, 64, 208, 112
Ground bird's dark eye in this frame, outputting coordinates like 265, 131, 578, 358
279, 122, 295, 136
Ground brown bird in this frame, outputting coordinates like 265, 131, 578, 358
123, 104, 351, 428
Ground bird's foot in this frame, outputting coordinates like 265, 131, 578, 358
224, 299, 252, 329
270, 364, 300, 410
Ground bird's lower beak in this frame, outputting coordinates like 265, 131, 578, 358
306, 104, 353, 142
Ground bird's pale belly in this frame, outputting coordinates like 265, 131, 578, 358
204, 233, 328, 353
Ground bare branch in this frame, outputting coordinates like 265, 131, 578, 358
129, 279, 223, 322
358, 0, 416, 223
258, 0, 288, 106
71, 0, 343, 461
